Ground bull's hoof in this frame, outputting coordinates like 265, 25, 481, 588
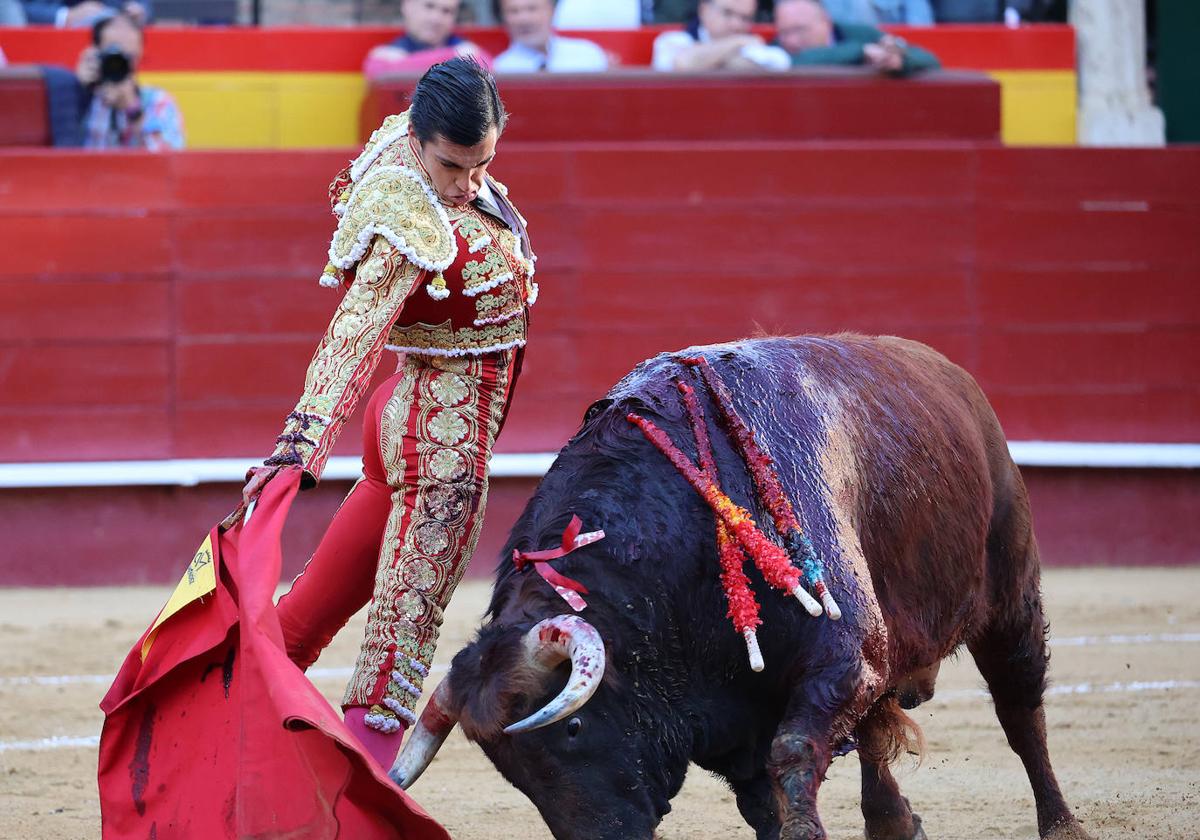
864, 801, 926, 840
779, 815, 826, 840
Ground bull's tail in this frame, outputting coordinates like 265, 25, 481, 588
858, 694, 926, 767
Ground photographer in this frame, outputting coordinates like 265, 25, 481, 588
18, 1, 149, 27
75, 10, 183, 150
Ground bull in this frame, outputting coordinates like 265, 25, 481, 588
391, 335, 1092, 840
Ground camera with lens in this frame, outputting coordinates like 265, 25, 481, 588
98, 46, 133, 84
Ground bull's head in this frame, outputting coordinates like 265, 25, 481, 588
390, 613, 677, 839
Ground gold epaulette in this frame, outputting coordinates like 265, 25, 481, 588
322, 110, 458, 278
327, 163, 457, 274
351, 112, 411, 183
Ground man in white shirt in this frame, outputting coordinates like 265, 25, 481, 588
494, 0, 609, 73
552, 0, 642, 28
652, 0, 789, 72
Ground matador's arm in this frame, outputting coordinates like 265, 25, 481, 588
264, 135, 458, 487
267, 238, 424, 486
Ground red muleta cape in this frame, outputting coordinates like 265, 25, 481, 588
97, 468, 449, 840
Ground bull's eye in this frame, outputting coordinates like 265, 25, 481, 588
566, 717, 583, 737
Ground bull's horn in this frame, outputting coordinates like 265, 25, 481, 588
503, 615, 606, 735
389, 678, 457, 789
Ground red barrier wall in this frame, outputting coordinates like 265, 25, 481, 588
1, 144, 1197, 466
1, 464, 1196, 587
0, 144, 1197, 582
0, 67, 49, 146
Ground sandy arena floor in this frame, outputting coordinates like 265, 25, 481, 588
1, 568, 1198, 839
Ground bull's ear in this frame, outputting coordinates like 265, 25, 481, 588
450, 623, 545, 741
582, 398, 614, 425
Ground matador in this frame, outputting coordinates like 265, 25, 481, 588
241, 58, 534, 768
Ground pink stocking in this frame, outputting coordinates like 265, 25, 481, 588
343, 705, 406, 769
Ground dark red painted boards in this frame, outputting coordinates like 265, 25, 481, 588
1, 145, 1198, 462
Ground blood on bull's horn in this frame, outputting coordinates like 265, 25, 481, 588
503, 614, 605, 734
390, 679, 457, 789
389, 614, 606, 787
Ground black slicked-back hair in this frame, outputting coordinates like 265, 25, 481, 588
410, 57, 508, 147
92, 10, 142, 46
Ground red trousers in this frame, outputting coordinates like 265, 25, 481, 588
277, 349, 516, 735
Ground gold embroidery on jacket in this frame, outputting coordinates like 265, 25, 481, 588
387, 316, 526, 355
462, 249, 511, 294
453, 214, 490, 251
272, 241, 422, 479
474, 284, 522, 323
330, 165, 455, 272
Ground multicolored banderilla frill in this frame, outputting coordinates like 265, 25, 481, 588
626, 357, 840, 672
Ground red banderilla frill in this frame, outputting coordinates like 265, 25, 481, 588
677, 380, 764, 671
627, 410, 829, 672
512, 515, 605, 612
682, 356, 841, 621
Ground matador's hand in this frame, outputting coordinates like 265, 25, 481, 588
242, 465, 282, 507
220, 466, 281, 531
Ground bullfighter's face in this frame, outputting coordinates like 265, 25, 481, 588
416, 127, 498, 207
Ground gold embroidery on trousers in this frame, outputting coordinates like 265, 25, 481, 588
343, 353, 499, 715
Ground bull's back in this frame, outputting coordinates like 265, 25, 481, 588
780, 335, 1013, 663
692, 335, 1011, 667
604, 334, 1020, 673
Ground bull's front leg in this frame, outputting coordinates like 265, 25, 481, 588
767, 660, 876, 840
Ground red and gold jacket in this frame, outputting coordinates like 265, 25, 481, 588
267, 110, 537, 485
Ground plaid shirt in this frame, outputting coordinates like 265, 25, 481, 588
83, 84, 185, 151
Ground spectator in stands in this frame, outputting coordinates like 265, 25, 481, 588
552, 0, 641, 28
494, 0, 608, 72
821, 0, 932, 25
775, 0, 940, 75
653, 0, 790, 72
75, 11, 183, 149
17, 0, 149, 27
363, 0, 492, 78
549, 0, 698, 27
931, 0, 1001, 21
652, 0, 699, 23
460, 0, 498, 23
1, 0, 24, 24
931, 0, 1057, 22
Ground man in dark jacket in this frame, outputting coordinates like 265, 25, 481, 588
774, 0, 940, 76
18, 0, 148, 26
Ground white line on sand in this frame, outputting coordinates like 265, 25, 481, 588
0, 663, 446, 688
1051, 632, 1200, 647
0, 735, 101, 753
5, 632, 1197, 689
2, 678, 1198, 754
935, 679, 1200, 701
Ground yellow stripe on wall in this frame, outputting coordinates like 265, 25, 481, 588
139, 71, 366, 148
140, 69, 1077, 149
989, 70, 1077, 146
